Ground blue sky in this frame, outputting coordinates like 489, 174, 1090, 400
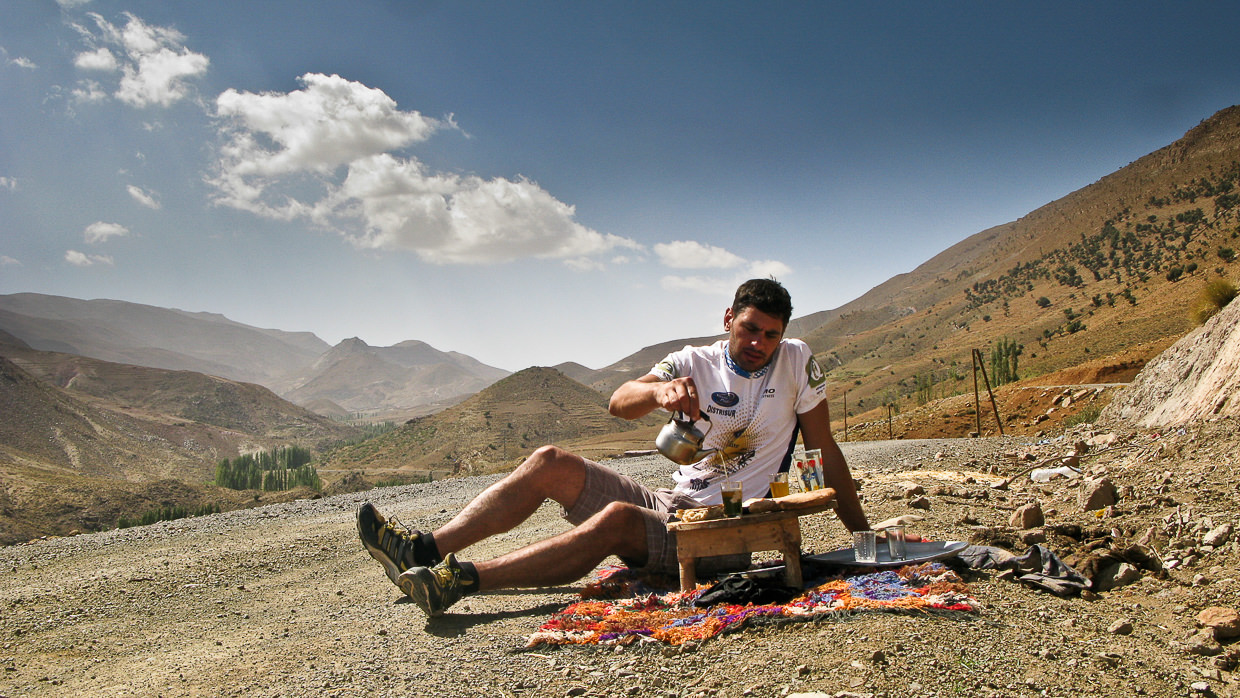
3, 1, 1240, 372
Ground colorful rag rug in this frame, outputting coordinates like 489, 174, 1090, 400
525, 562, 979, 648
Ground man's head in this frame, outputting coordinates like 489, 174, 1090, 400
724, 278, 793, 373
730, 278, 793, 327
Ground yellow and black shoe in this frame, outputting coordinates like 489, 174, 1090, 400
356, 503, 438, 586
397, 553, 477, 617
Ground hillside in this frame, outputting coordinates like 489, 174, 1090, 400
322, 367, 662, 477
0, 340, 361, 544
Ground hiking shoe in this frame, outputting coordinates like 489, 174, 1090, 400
398, 553, 475, 617
357, 503, 434, 585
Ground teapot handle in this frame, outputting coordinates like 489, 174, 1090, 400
673, 410, 712, 434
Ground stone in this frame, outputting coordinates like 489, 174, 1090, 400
1107, 619, 1134, 635
1203, 524, 1233, 547
898, 481, 925, 498
1198, 607, 1240, 640
908, 496, 931, 510
1184, 630, 1223, 657
1010, 502, 1045, 529
1020, 529, 1047, 545
1079, 477, 1118, 511
1093, 562, 1141, 591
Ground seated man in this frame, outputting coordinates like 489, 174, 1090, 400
358, 278, 870, 616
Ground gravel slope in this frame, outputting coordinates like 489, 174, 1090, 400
2, 431, 1238, 698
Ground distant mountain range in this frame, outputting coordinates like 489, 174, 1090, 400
0, 293, 512, 417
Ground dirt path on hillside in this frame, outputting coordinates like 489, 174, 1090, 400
2, 429, 1239, 697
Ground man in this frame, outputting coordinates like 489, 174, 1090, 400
357, 278, 870, 617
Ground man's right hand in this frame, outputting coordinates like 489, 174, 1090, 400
655, 377, 701, 420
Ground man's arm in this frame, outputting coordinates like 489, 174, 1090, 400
797, 400, 870, 532
608, 374, 702, 421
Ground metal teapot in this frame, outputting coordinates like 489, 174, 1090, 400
656, 412, 718, 465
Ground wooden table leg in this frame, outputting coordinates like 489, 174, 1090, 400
679, 556, 698, 591
783, 546, 803, 589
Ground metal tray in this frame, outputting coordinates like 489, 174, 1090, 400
807, 540, 969, 568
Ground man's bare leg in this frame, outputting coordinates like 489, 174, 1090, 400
431, 445, 587, 556
474, 501, 650, 590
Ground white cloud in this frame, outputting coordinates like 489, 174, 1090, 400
654, 240, 745, 269
74, 47, 117, 72
65, 249, 114, 266
660, 260, 795, 296
126, 185, 160, 209
83, 221, 130, 243
10, 56, 37, 70
0, 256, 21, 266
73, 12, 208, 108
209, 73, 642, 266
71, 79, 108, 103
57, 0, 93, 7
0, 176, 16, 191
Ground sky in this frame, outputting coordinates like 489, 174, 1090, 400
3, 1, 1240, 372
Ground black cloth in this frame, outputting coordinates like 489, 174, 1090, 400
955, 544, 1087, 597
693, 573, 801, 607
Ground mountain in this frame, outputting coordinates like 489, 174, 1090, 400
0, 294, 510, 416
323, 366, 661, 477
0, 293, 328, 385
277, 337, 510, 415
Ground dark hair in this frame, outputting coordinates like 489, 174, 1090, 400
732, 278, 793, 327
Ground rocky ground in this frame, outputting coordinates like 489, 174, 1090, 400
2, 418, 1239, 698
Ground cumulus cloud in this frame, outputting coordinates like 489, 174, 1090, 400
0, 256, 21, 266
83, 221, 130, 243
209, 73, 641, 266
126, 185, 160, 209
65, 249, 114, 266
72, 12, 208, 107
654, 240, 745, 269
0, 176, 16, 191
74, 47, 117, 72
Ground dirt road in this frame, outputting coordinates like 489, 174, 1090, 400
2, 431, 1237, 697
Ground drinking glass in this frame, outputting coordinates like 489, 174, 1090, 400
853, 530, 877, 563
721, 481, 743, 517
769, 472, 789, 498
886, 525, 907, 561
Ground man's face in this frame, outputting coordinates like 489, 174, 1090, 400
725, 305, 785, 372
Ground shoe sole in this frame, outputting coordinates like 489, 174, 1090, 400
398, 569, 444, 617
357, 505, 403, 585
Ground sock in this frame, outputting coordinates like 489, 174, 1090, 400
416, 531, 442, 567
456, 559, 480, 596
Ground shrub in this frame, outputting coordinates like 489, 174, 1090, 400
1191, 278, 1239, 324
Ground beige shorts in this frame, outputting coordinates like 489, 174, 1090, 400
563, 460, 748, 576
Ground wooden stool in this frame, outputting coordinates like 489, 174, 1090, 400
667, 503, 834, 591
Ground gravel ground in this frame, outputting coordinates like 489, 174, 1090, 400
2, 431, 1238, 698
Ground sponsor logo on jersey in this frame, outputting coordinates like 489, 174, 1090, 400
807, 355, 826, 388
712, 391, 740, 407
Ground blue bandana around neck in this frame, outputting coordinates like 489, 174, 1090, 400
724, 347, 770, 379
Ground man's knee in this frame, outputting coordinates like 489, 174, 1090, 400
584, 502, 649, 556
510, 445, 585, 499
